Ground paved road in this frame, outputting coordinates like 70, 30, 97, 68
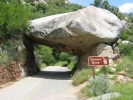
0, 66, 78, 100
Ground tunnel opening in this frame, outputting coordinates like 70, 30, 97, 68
34, 44, 78, 72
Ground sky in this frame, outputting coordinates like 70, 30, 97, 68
69, 0, 133, 13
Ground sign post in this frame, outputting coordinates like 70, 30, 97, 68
88, 56, 109, 78
103, 66, 106, 76
92, 66, 95, 78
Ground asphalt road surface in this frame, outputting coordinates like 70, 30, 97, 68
0, 66, 79, 100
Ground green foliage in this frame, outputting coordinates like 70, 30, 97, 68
96, 66, 115, 75
0, 1, 26, 65
116, 56, 133, 78
126, 25, 133, 42
127, 13, 133, 23
109, 6, 119, 16
0, 51, 9, 65
118, 43, 133, 56
68, 3, 83, 11
40, 63, 47, 69
59, 52, 70, 61
55, 0, 65, 7
72, 68, 92, 85
3, 0, 22, 4
82, 82, 133, 99
90, 0, 125, 20
120, 30, 128, 40
120, 24, 133, 43
24, 0, 84, 19
25, 0, 34, 3
101, 0, 110, 9
59, 52, 76, 63
0, 39, 20, 65
111, 82, 133, 100
90, 0, 102, 7
34, 45, 77, 68
54, 61, 68, 66
67, 61, 76, 70
35, 52, 46, 71
36, 3, 47, 13
81, 85, 93, 99
34, 45, 55, 65
117, 12, 126, 20
0, 1, 30, 38
89, 74, 111, 96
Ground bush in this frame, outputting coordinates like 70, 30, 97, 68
96, 66, 115, 75
89, 74, 111, 96
40, 63, 47, 69
111, 82, 133, 100
120, 30, 128, 40
0, 2, 30, 38
118, 43, 133, 55
54, 61, 68, 66
0, 51, 9, 65
0, 39, 20, 65
59, 52, 77, 64
116, 56, 133, 78
67, 61, 76, 70
34, 45, 55, 65
72, 68, 92, 85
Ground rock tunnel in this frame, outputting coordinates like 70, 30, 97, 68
23, 6, 123, 76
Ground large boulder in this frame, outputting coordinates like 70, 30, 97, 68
28, 6, 123, 56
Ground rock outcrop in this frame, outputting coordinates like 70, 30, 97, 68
18, 35, 36, 77
0, 35, 36, 86
28, 6, 123, 69
76, 43, 119, 69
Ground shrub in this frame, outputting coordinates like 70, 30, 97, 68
54, 61, 68, 66
0, 2, 30, 38
116, 56, 133, 78
118, 43, 133, 55
67, 61, 76, 70
40, 63, 47, 69
0, 39, 20, 65
34, 45, 55, 65
120, 30, 128, 40
0, 52, 9, 65
72, 68, 92, 85
80, 85, 92, 99
59, 52, 77, 63
96, 66, 115, 75
59, 52, 71, 62
89, 74, 111, 96
111, 82, 133, 100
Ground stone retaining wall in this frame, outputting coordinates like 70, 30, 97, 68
0, 61, 21, 86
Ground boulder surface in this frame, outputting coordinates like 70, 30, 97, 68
29, 6, 123, 55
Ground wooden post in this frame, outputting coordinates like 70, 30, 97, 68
103, 66, 106, 76
92, 66, 95, 78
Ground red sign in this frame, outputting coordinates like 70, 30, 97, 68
88, 56, 109, 66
